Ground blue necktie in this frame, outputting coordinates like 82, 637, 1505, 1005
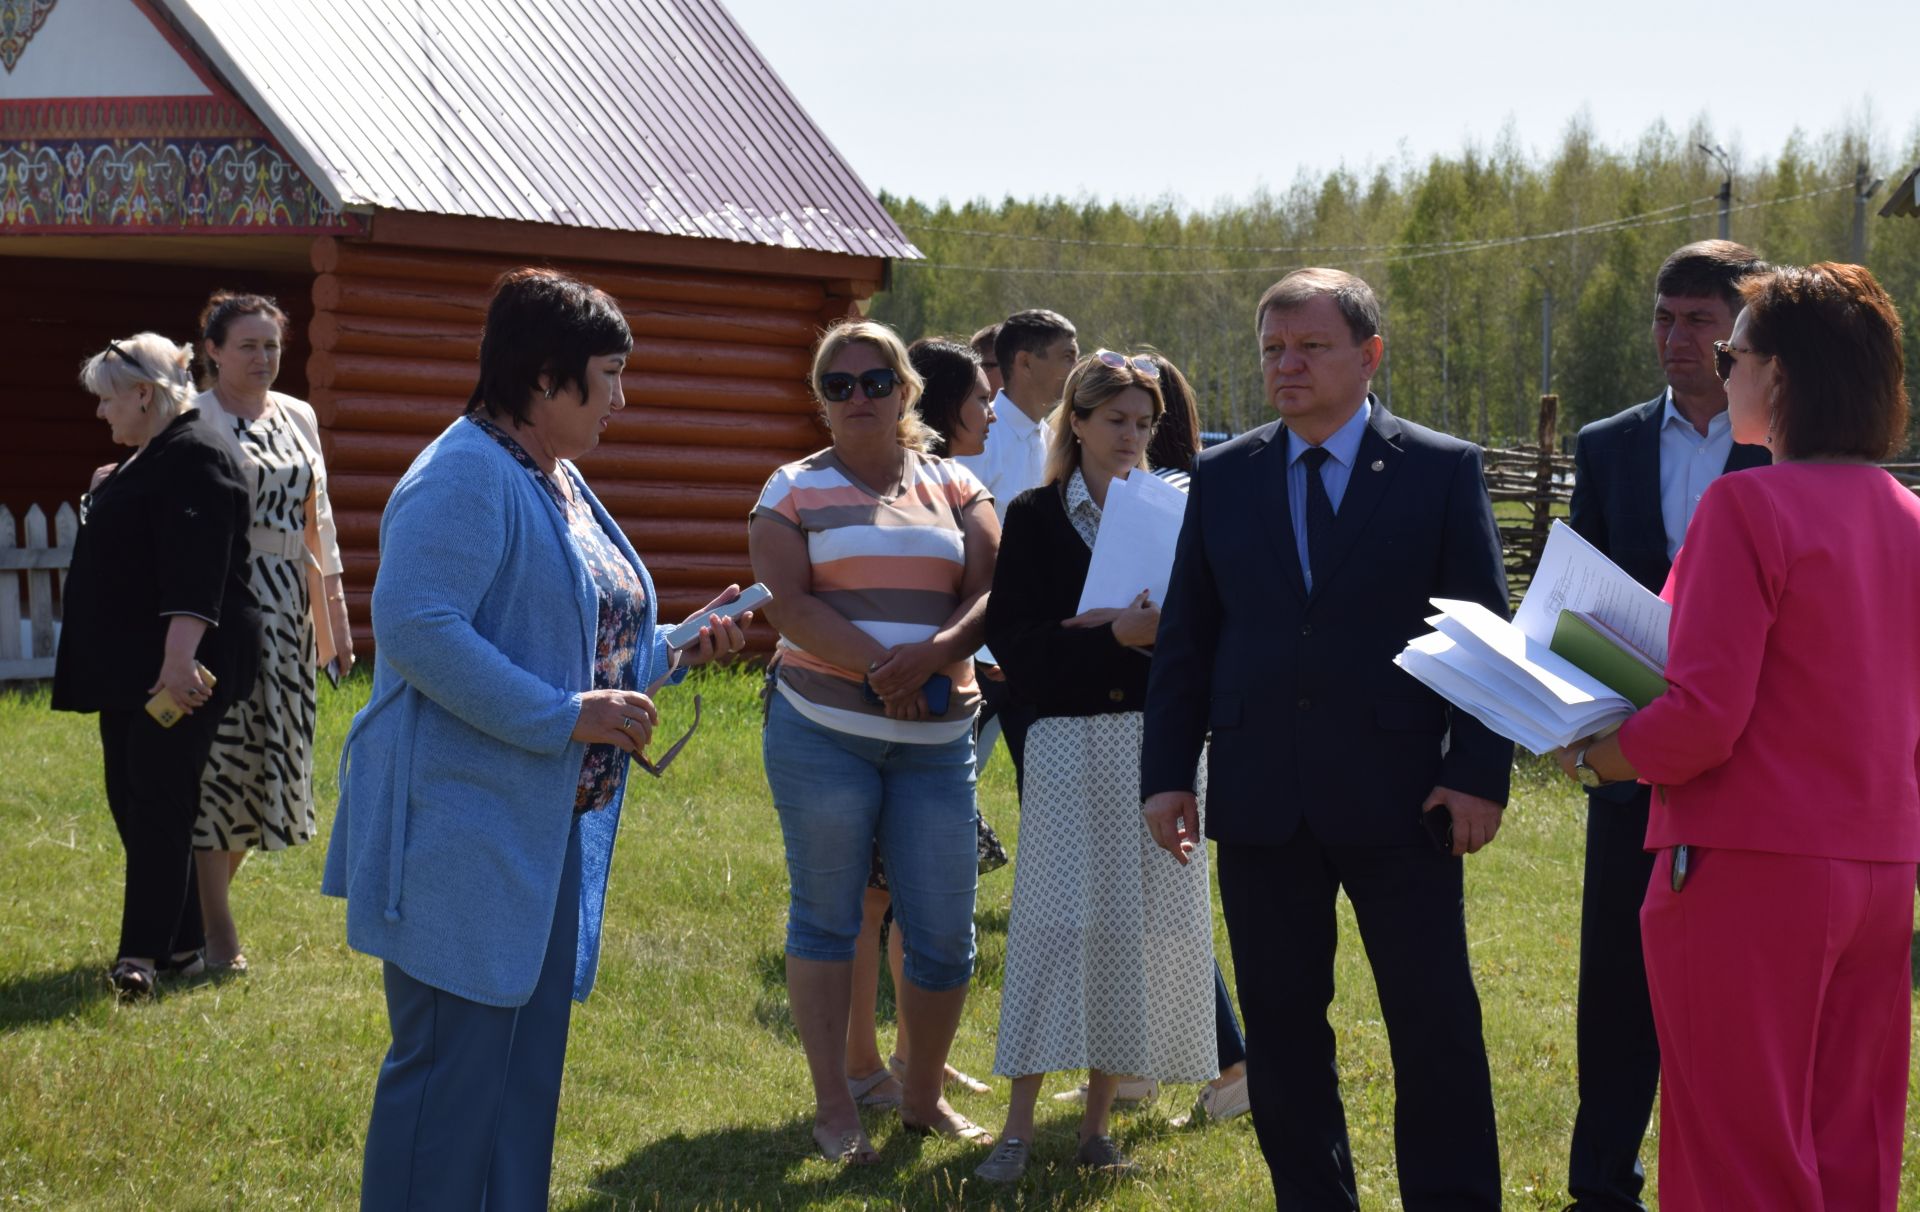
1302, 446, 1335, 591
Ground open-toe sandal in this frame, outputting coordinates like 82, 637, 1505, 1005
108, 960, 156, 1000
813, 1125, 881, 1166
847, 1068, 903, 1108
900, 1110, 994, 1145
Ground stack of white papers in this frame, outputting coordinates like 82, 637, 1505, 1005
1077, 470, 1190, 613
1392, 522, 1672, 754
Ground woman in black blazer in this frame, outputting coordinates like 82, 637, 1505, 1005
53, 334, 259, 998
973, 352, 1219, 1184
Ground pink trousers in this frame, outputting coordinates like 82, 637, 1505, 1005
1641, 846, 1915, 1211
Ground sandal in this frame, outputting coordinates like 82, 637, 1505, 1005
889, 1053, 991, 1096
899, 1109, 994, 1145
159, 949, 206, 981
206, 951, 249, 976
109, 960, 157, 1000
813, 1124, 880, 1166
847, 1068, 903, 1108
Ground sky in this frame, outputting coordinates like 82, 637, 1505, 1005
723, 0, 1920, 211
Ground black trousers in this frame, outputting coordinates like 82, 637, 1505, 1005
1217, 833, 1500, 1212
98, 697, 225, 962
974, 663, 1034, 791
1567, 787, 1659, 1211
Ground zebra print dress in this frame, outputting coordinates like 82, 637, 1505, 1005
195, 406, 318, 852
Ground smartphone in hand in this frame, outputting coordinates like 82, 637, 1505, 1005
666, 583, 772, 650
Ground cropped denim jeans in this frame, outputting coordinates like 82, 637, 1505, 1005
762, 692, 979, 991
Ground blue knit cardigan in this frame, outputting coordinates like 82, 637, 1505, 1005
321, 418, 682, 1007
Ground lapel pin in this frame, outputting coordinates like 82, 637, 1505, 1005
1370, 459, 1384, 472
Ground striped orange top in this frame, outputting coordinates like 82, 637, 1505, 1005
752, 448, 991, 743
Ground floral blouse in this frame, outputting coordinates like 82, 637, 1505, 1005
468, 414, 646, 812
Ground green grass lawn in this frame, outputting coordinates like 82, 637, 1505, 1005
2, 667, 1916, 1210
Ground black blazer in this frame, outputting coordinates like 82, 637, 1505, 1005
985, 480, 1152, 718
52, 409, 260, 713
1569, 393, 1769, 800
1140, 399, 1514, 847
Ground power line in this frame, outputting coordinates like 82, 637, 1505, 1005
895, 182, 1856, 278
901, 193, 1718, 256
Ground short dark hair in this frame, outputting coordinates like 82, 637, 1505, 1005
1143, 351, 1202, 473
196, 290, 288, 387
1255, 268, 1380, 344
907, 337, 983, 456
994, 310, 1075, 388
970, 323, 1001, 370
466, 268, 632, 426
1739, 262, 1907, 460
1655, 240, 1767, 312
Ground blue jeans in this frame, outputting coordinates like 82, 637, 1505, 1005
762, 692, 979, 991
360, 816, 582, 1211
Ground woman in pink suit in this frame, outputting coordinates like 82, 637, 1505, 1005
1559, 261, 1920, 1211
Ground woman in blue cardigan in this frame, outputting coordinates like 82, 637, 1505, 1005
322, 269, 746, 1209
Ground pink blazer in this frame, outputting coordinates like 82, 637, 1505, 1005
1619, 462, 1920, 863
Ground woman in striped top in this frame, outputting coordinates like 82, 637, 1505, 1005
750, 319, 1001, 1165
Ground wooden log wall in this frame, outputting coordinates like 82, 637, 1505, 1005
0, 255, 312, 519
308, 237, 871, 655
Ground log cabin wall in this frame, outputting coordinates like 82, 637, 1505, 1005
307, 237, 867, 654
1, 255, 313, 519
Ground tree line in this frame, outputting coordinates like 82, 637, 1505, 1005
870, 116, 1920, 449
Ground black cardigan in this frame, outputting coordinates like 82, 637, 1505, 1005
52, 409, 260, 713
984, 481, 1151, 718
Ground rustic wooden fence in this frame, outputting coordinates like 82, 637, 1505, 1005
0, 503, 77, 684
1483, 395, 1574, 604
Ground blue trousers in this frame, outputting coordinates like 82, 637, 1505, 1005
360, 818, 583, 1211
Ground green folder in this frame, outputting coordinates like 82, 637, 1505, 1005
1549, 610, 1668, 710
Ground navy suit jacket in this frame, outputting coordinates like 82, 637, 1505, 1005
1569, 394, 1769, 800
1140, 399, 1515, 848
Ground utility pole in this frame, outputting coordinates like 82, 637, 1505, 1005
1853, 161, 1885, 263
1540, 266, 1554, 399
1698, 143, 1733, 239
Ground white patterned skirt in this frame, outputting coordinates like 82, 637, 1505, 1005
992, 711, 1217, 1082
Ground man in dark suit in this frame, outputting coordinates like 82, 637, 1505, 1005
1562, 239, 1769, 1212
1142, 268, 1513, 1209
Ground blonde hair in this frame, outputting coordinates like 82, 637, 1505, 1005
810, 319, 935, 452
79, 333, 196, 423
1043, 353, 1165, 485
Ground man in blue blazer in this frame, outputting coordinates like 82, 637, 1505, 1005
1142, 268, 1513, 1209
1562, 239, 1769, 1212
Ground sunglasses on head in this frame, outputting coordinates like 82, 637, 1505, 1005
819, 368, 899, 402
1712, 340, 1749, 383
105, 340, 155, 380
1094, 349, 1160, 379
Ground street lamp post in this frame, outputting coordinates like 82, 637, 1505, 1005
1698, 143, 1733, 239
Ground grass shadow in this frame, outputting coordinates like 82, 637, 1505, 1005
564, 1110, 1150, 1211
1910, 931, 1920, 990
0, 961, 113, 1028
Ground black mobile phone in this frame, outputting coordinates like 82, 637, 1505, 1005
1421, 804, 1454, 853
861, 673, 953, 715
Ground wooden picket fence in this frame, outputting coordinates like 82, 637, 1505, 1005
0, 503, 78, 684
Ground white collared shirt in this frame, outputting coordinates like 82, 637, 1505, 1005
955, 389, 1049, 522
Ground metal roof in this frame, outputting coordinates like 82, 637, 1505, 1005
155, 0, 919, 260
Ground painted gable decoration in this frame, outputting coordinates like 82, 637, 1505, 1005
0, 0, 58, 72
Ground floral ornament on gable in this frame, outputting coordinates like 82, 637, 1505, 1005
1, 0, 58, 72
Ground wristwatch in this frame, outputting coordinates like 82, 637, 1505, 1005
1573, 744, 1607, 789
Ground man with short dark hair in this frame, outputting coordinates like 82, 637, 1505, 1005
1562, 238, 1769, 1212
970, 323, 1003, 397
958, 309, 1077, 522
1143, 268, 1512, 1209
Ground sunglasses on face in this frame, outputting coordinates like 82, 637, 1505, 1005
819, 368, 899, 402
1094, 349, 1161, 379
1712, 340, 1749, 383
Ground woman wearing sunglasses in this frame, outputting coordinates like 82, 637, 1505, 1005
53, 334, 260, 998
750, 319, 1000, 1165
1554, 263, 1920, 1211
975, 351, 1219, 1183
837, 335, 1008, 1115
323, 269, 744, 1208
